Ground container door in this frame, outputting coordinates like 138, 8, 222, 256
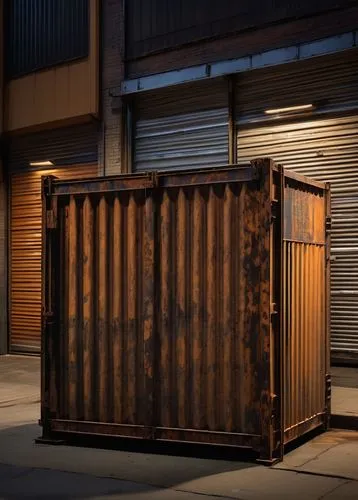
236, 49, 358, 364
133, 78, 229, 171
8, 124, 98, 353
43, 178, 156, 434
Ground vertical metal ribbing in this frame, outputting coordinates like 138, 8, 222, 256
159, 191, 171, 427
98, 197, 109, 422
176, 188, 187, 429
206, 186, 216, 430
83, 196, 94, 421
127, 194, 137, 424
191, 187, 203, 429
112, 196, 123, 424
68, 196, 78, 420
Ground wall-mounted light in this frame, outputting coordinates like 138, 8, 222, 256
29, 160, 54, 167
264, 104, 315, 115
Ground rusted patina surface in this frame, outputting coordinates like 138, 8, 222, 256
41, 159, 330, 463
282, 174, 329, 444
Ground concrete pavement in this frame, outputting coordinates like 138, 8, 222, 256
1, 355, 358, 499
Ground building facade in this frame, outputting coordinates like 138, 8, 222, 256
118, 0, 358, 364
1, 0, 100, 354
0, 0, 358, 364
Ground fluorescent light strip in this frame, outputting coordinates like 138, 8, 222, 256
264, 104, 314, 115
29, 161, 54, 167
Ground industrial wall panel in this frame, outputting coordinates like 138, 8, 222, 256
126, 0, 356, 59
133, 79, 229, 171
9, 164, 99, 353
5, 0, 89, 79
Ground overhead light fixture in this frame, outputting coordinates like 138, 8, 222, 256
264, 104, 315, 115
29, 160, 54, 167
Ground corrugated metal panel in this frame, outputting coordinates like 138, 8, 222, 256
156, 181, 267, 435
236, 50, 358, 361
282, 179, 328, 443
53, 189, 154, 423
236, 49, 358, 124
5, 0, 89, 79
7, 123, 99, 173
284, 242, 326, 441
9, 164, 98, 353
135, 108, 229, 171
134, 79, 229, 171
41, 163, 277, 455
40, 162, 329, 461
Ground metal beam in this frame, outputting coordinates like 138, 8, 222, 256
121, 31, 357, 96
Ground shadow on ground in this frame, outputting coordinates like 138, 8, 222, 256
0, 422, 257, 500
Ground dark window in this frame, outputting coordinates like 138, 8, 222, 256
5, 0, 89, 79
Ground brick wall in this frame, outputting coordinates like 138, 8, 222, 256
99, 0, 125, 176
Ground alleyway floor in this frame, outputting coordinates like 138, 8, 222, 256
1, 355, 358, 500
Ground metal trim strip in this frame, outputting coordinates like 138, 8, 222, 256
121, 32, 357, 95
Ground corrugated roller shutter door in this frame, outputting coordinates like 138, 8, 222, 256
236, 49, 358, 361
10, 164, 98, 353
134, 78, 229, 171
7, 123, 99, 172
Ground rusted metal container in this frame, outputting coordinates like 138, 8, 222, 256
39, 158, 330, 464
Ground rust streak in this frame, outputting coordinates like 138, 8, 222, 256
113, 196, 123, 423
206, 186, 216, 431
83, 196, 93, 421
68, 196, 78, 420
192, 188, 203, 429
98, 197, 108, 422
176, 188, 187, 429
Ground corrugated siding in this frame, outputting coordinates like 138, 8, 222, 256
7, 123, 99, 173
10, 164, 98, 353
5, 0, 89, 79
47, 173, 272, 440
156, 182, 268, 435
52, 190, 154, 423
236, 50, 358, 124
284, 242, 326, 441
135, 108, 229, 171
236, 50, 358, 360
134, 79, 229, 171
282, 179, 327, 442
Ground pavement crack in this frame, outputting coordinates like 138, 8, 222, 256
272, 466, 358, 483
172, 487, 244, 500
318, 479, 352, 499
289, 442, 339, 468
